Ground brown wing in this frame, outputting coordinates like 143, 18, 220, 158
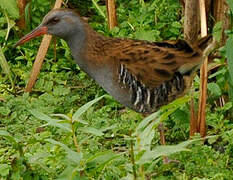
111, 39, 203, 89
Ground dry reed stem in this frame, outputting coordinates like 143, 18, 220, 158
25, 0, 63, 92
197, 0, 208, 137
106, 0, 118, 30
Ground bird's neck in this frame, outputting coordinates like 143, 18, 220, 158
66, 25, 86, 69
66, 21, 109, 74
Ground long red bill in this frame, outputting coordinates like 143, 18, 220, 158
14, 26, 48, 47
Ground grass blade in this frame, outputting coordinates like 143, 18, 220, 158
0, 47, 14, 88
72, 95, 105, 122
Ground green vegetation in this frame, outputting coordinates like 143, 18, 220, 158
0, 0, 233, 179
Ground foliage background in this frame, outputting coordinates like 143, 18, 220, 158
0, 0, 233, 179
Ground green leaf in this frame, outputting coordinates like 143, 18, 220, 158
207, 83, 222, 97
222, 102, 233, 111
134, 30, 159, 41
91, 0, 106, 19
0, 164, 10, 177
56, 165, 82, 180
208, 68, 227, 79
46, 139, 82, 165
226, 34, 233, 101
51, 114, 71, 121
72, 95, 105, 122
0, 130, 17, 143
161, 95, 190, 111
0, 29, 7, 37
0, 0, 19, 19
135, 121, 155, 151
79, 127, 104, 136
134, 111, 160, 136
137, 140, 196, 164
30, 110, 72, 133
53, 86, 70, 96
29, 153, 55, 174
0, 47, 14, 88
86, 151, 122, 172
226, 0, 233, 12
0, 106, 11, 116
213, 21, 222, 43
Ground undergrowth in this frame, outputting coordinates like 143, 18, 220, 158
0, 0, 233, 179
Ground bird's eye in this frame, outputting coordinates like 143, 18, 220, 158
48, 17, 60, 24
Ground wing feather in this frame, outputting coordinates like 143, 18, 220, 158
108, 39, 202, 88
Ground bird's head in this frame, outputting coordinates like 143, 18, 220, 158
15, 9, 84, 47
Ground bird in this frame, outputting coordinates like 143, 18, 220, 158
15, 8, 211, 114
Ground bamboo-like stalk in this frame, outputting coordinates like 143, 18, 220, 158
25, 0, 63, 92
213, 0, 230, 45
183, 0, 200, 43
197, 0, 208, 137
183, 0, 200, 137
17, 0, 27, 30
106, 0, 118, 30
189, 89, 198, 137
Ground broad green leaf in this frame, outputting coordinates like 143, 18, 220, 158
79, 127, 104, 136
134, 30, 159, 41
121, 174, 134, 180
86, 151, 122, 173
213, 21, 222, 43
56, 165, 82, 180
46, 139, 82, 165
72, 95, 105, 122
160, 107, 178, 122
0, 29, 7, 37
96, 154, 122, 172
226, 0, 233, 12
0, 0, 19, 19
29, 153, 55, 174
135, 121, 155, 152
87, 151, 116, 163
208, 68, 227, 79
75, 118, 88, 125
0, 106, 11, 116
134, 96, 189, 136
51, 114, 71, 121
30, 110, 72, 133
226, 34, 233, 101
29, 153, 50, 164
0, 130, 11, 137
137, 140, 194, 164
161, 95, 190, 111
134, 111, 160, 136
222, 102, 233, 111
0, 130, 17, 143
0, 164, 10, 177
207, 83, 222, 97
100, 124, 117, 132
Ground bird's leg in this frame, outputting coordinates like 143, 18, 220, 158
158, 123, 179, 164
158, 123, 166, 145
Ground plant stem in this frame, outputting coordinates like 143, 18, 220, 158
92, 0, 107, 20
71, 122, 80, 153
130, 134, 137, 180
139, 165, 145, 180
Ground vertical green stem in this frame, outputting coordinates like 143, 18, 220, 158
71, 122, 80, 153
91, 0, 107, 20
130, 134, 137, 180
